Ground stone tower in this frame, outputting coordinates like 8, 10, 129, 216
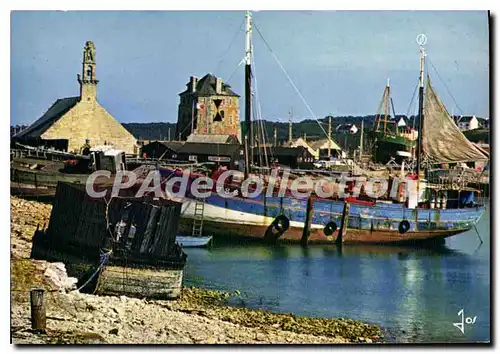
77, 41, 99, 101
176, 73, 241, 142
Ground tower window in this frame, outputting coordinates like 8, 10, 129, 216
87, 66, 92, 79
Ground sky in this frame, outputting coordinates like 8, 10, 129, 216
10, 10, 489, 126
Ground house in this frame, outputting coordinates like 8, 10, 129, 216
308, 138, 343, 160
476, 117, 489, 129
140, 141, 185, 160
336, 124, 358, 135
288, 137, 318, 158
456, 115, 479, 131
176, 142, 243, 169
289, 137, 343, 160
176, 74, 241, 142
254, 146, 315, 170
13, 41, 138, 155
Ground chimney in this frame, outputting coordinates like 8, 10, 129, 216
190, 76, 198, 93
215, 76, 222, 94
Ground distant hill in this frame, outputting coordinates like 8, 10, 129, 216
122, 115, 413, 152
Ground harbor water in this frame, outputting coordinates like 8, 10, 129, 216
183, 208, 490, 343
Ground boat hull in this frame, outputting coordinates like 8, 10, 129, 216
176, 236, 213, 247
175, 193, 484, 245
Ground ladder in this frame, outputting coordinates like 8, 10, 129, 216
191, 197, 205, 237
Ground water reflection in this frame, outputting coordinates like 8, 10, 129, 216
183, 220, 489, 343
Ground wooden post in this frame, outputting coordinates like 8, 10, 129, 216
336, 202, 350, 246
30, 289, 46, 333
301, 195, 315, 247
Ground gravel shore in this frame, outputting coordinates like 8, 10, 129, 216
10, 196, 383, 344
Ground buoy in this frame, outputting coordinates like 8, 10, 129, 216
271, 215, 290, 234
399, 220, 410, 234
324, 221, 338, 236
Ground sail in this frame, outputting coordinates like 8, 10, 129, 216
422, 76, 489, 164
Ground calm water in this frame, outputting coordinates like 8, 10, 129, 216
183, 209, 490, 343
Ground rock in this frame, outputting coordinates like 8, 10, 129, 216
365, 338, 373, 343
109, 328, 119, 335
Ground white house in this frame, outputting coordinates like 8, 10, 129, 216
457, 115, 479, 131
336, 124, 358, 134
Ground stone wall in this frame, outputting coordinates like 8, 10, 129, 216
177, 95, 241, 142
41, 100, 138, 154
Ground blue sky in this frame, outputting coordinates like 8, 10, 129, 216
11, 10, 489, 125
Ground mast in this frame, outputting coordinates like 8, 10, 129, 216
288, 108, 293, 144
384, 78, 390, 133
244, 10, 253, 178
327, 115, 332, 158
360, 119, 364, 157
274, 126, 277, 146
416, 34, 427, 179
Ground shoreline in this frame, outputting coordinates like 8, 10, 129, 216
10, 195, 383, 344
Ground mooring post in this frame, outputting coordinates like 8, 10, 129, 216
336, 202, 350, 246
30, 289, 46, 333
301, 195, 315, 247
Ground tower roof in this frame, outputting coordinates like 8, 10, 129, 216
179, 73, 239, 97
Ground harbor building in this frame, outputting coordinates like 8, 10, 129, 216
14, 41, 138, 155
176, 74, 241, 143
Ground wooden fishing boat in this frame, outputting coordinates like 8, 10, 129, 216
30, 182, 187, 300
157, 29, 488, 245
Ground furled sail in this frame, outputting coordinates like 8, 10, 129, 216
422, 76, 489, 164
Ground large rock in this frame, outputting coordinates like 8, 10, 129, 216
43, 262, 78, 292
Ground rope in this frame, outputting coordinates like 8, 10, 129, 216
76, 249, 112, 292
427, 56, 464, 115
226, 58, 245, 84
251, 54, 270, 166
253, 22, 332, 145
215, 18, 245, 75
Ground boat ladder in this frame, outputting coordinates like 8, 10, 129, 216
191, 197, 205, 237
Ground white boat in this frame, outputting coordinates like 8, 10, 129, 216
176, 235, 213, 248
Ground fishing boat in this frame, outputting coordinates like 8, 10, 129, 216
164, 18, 488, 245
371, 80, 417, 165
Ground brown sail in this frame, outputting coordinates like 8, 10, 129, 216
422, 76, 488, 164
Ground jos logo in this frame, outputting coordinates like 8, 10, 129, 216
453, 309, 477, 334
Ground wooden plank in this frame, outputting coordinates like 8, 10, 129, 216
139, 206, 160, 254
301, 195, 315, 247
336, 202, 350, 246
30, 289, 46, 333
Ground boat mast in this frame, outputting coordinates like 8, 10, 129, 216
244, 10, 253, 178
416, 34, 427, 178
384, 78, 390, 134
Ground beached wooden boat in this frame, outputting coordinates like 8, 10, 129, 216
30, 182, 187, 300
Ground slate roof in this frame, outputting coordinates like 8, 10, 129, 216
179, 73, 239, 97
457, 116, 477, 123
177, 142, 242, 156
15, 97, 80, 139
156, 141, 185, 153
